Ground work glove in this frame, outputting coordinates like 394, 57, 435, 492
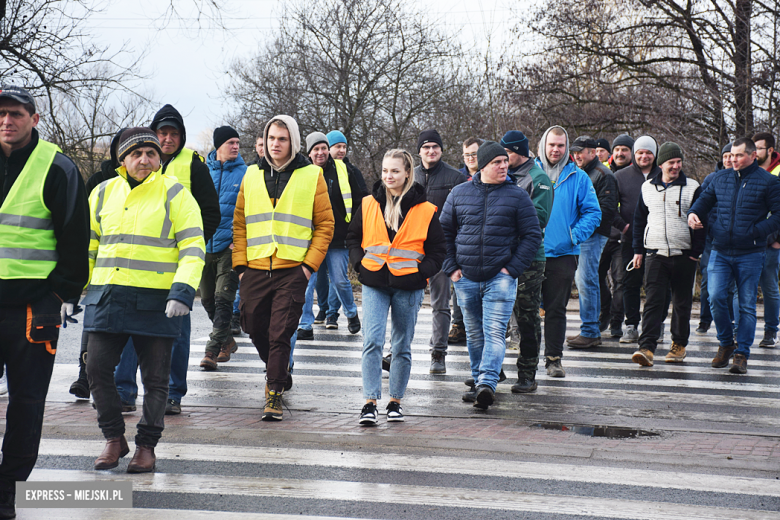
165, 300, 190, 318
61, 303, 76, 328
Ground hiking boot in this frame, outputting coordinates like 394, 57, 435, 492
599, 315, 610, 332
729, 353, 748, 374
695, 322, 710, 335
712, 343, 736, 368
665, 342, 687, 363
473, 386, 494, 410
230, 314, 242, 335
262, 388, 284, 421
448, 323, 466, 344
382, 354, 391, 372
511, 375, 537, 393
610, 326, 623, 338
215, 337, 238, 363
325, 315, 338, 329
545, 357, 565, 378
347, 315, 361, 334
619, 325, 638, 343
631, 348, 654, 367
359, 402, 378, 425
296, 328, 314, 340
94, 436, 130, 470
464, 370, 506, 387
566, 334, 601, 349
386, 401, 404, 422
165, 399, 181, 415
69, 363, 90, 399
313, 309, 327, 324
430, 352, 446, 374
759, 330, 777, 348
200, 351, 218, 371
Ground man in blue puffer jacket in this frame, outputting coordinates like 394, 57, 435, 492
441, 142, 542, 410
688, 137, 780, 375
536, 126, 602, 378
199, 126, 247, 370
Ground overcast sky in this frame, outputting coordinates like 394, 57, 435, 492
89, 0, 514, 149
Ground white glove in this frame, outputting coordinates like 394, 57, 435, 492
165, 300, 190, 318
60, 303, 74, 327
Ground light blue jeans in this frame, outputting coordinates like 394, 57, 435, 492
299, 271, 321, 332
360, 285, 424, 400
759, 246, 780, 334
455, 272, 518, 391
575, 233, 608, 337
324, 249, 358, 319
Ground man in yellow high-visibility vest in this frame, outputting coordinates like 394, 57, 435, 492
0, 85, 90, 518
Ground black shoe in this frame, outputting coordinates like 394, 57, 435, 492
474, 386, 494, 410
165, 399, 181, 415
464, 370, 506, 387
313, 309, 327, 324
462, 384, 477, 403
386, 401, 404, 422
0, 490, 15, 520
695, 322, 710, 335
284, 372, 293, 391
382, 354, 392, 372
325, 315, 339, 329
359, 402, 378, 425
599, 315, 610, 332
297, 328, 314, 340
348, 315, 361, 334
69, 364, 90, 399
430, 352, 446, 374
511, 377, 537, 393
759, 330, 777, 348
230, 314, 242, 335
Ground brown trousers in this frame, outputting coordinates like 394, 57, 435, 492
239, 266, 308, 391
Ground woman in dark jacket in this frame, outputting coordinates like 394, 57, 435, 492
346, 149, 445, 425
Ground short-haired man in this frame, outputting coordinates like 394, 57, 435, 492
754, 132, 780, 176
442, 142, 542, 409
199, 126, 247, 370
608, 134, 634, 173
631, 142, 704, 366
536, 126, 601, 377
567, 136, 618, 348
255, 134, 264, 164
595, 138, 611, 166
689, 138, 780, 374
459, 136, 482, 180
0, 85, 89, 517
234, 116, 334, 419
415, 129, 468, 374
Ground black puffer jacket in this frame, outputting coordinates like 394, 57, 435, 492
414, 159, 467, 212
85, 128, 126, 194
346, 181, 445, 291
582, 156, 619, 238
613, 163, 661, 237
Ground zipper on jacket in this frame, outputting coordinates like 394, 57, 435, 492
481, 185, 489, 279
728, 172, 742, 244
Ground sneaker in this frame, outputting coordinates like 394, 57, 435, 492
695, 322, 710, 335
759, 330, 777, 348
566, 334, 602, 349
165, 399, 181, 415
69, 364, 90, 399
511, 376, 537, 393
386, 401, 404, 422
215, 337, 238, 363
230, 314, 242, 335
464, 370, 506, 387
382, 354, 391, 372
313, 309, 327, 324
729, 353, 748, 374
200, 351, 218, 371
430, 352, 446, 374
359, 402, 378, 425
448, 323, 466, 344
545, 357, 565, 378
619, 325, 639, 343
610, 326, 623, 338
665, 342, 687, 363
473, 385, 494, 410
262, 389, 284, 421
325, 316, 338, 329
296, 328, 314, 340
631, 348, 654, 367
712, 343, 736, 368
347, 315, 361, 334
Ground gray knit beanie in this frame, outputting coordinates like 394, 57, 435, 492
633, 135, 657, 157
306, 132, 329, 154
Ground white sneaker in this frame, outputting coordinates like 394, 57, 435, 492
620, 325, 639, 343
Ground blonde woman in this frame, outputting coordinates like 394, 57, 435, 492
346, 149, 446, 425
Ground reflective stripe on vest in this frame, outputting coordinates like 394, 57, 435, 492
243, 164, 320, 262
334, 159, 352, 222
360, 195, 436, 275
0, 140, 60, 279
161, 148, 203, 192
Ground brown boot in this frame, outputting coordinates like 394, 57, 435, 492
94, 436, 129, 470
729, 353, 748, 374
215, 337, 238, 363
712, 343, 736, 368
127, 445, 156, 473
200, 351, 218, 370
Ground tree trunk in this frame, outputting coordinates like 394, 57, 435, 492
733, 0, 754, 136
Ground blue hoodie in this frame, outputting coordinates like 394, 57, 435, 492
206, 151, 247, 253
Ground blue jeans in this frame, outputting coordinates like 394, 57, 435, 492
708, 249, 765, 358
575, 233, 608, 337
299, 271, 320, 332
759, 246, 780, 334
325, 248, 358, 319
361, 285, 424, 400
233, 279, 241, 316
700, 238, 738, 325
115, 313, 190, 404
315, 260, 329, 316
455, 272, 518, 391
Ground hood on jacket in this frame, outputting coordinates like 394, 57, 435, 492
766, 151, 780, 173
150, 104, 187, 156
537, 126, 570, 183
263, 115, 301, 173
110, 127, 128, 169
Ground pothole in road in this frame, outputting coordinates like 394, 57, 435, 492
531, 422, 660, 439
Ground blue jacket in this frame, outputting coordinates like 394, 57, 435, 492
441, 173, 542, 282
689, 160, 780, 254
536, 159, 601, 257
206, 151, 247, 253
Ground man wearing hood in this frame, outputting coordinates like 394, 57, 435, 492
536, 126, 601, 377
113, 104, 220, 416
613, 136, 661, 343
233, 116, 334, 420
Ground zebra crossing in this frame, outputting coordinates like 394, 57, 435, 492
21, 305, 780, 519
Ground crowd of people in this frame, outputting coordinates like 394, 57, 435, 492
0, 82, 779, 518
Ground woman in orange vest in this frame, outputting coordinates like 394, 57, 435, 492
346, 149, 446, 425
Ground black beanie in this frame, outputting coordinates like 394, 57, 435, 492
477, 141, 508, 171
657, 142, 683, 166
417, 129, 443, 152
214, 126, 239, 150
612, 134, 635, 150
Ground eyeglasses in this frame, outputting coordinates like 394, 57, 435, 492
463, 153, 478, 159
756, 147, 768, 151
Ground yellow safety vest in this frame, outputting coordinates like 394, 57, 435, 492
334, 159, 352, 222
161, 148, 204, 192
243, 164, 319, 262
88, 167, 205, 291
771, 164, 780, 176
0, 140, 60, 279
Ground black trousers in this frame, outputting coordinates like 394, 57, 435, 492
599, 238, 624, 328
620, 238, 644, 327
542, 255, 578, 359
638, 254, 698, 352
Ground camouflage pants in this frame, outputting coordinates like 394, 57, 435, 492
513, 260, 546, 379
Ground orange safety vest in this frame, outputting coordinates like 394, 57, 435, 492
360, 195, 436, 275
